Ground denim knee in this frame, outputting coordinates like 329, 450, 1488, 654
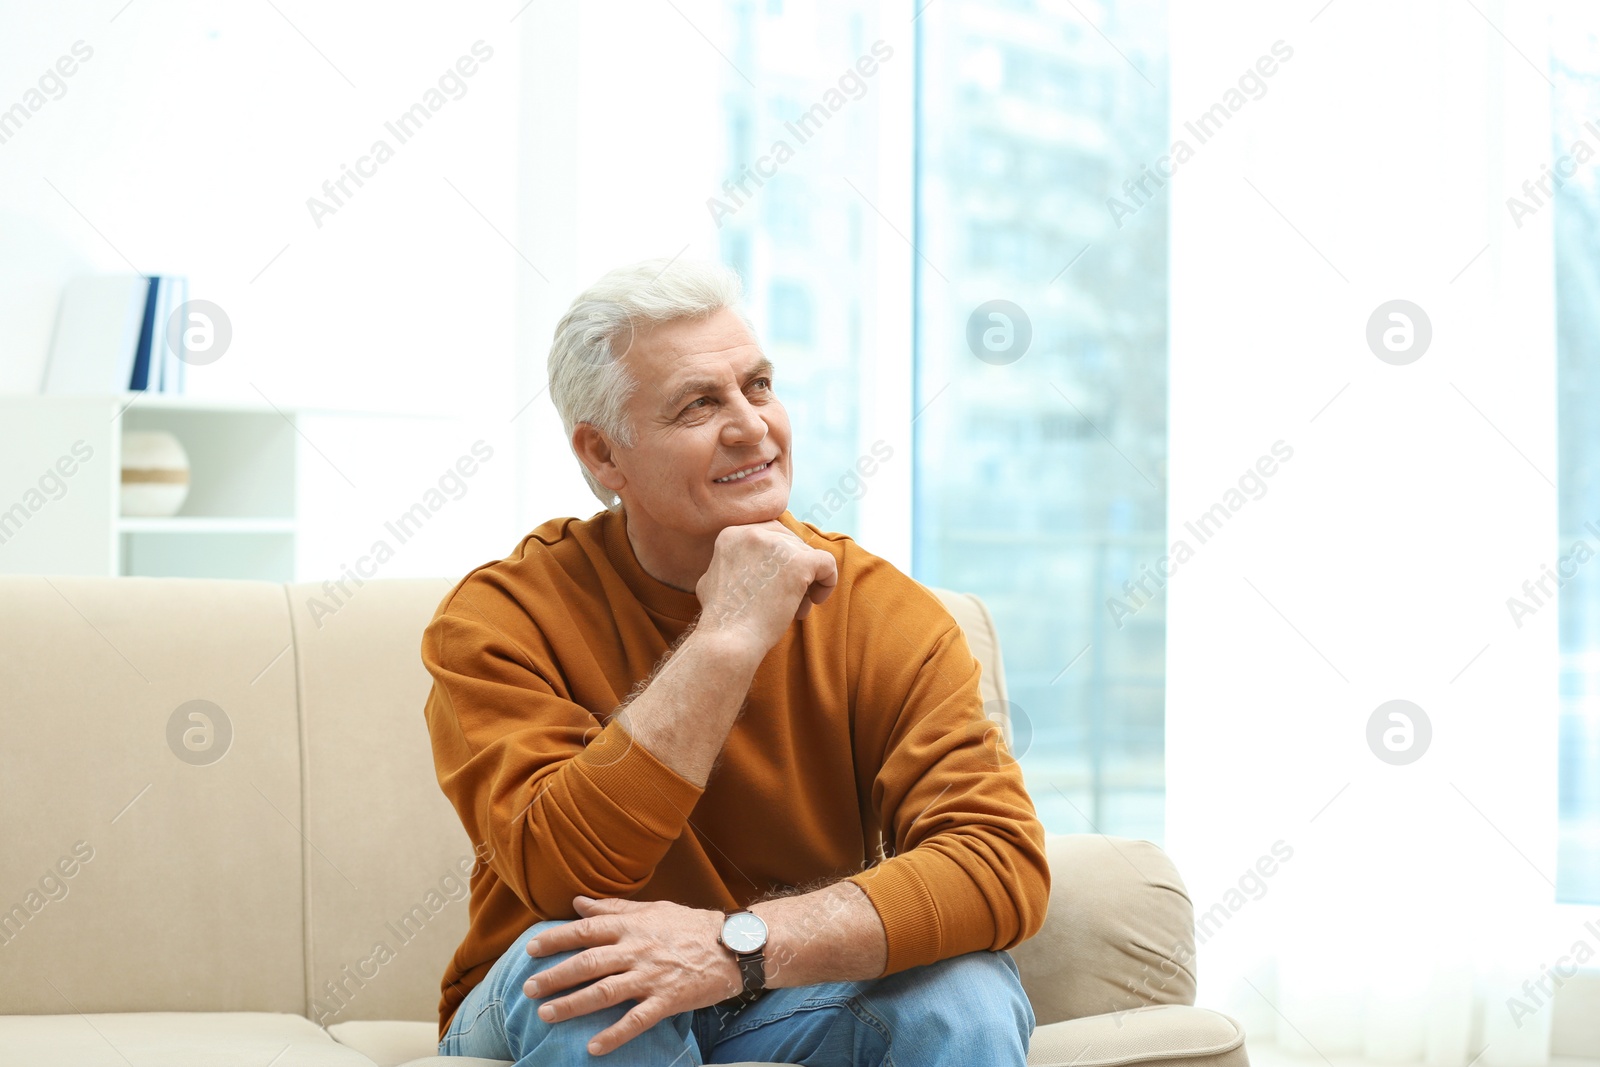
486, 918, 699, 1062
499, 921, 582, 991
881, 951, 1034, 1052
440, 922, 579, 1054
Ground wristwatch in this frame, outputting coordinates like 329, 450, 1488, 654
715, 909, 769, 1010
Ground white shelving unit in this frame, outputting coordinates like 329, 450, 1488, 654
2, 393, 321, 580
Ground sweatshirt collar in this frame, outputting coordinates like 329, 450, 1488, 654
600, 507, 702, 623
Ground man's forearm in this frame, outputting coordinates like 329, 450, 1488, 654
610, 628, 761, 789
749, 879, 888, 988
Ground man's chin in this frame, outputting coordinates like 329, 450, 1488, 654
715, 493, 790, 529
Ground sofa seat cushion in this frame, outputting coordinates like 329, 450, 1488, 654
0, 1012, 376, 1066
327, 1021, 440, 1067
329, 1018, 799, 1067
1027, 1006, 1248, 1067
327, 1007, 1244, 1067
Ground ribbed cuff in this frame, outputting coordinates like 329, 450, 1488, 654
846, 854, 945, 976
570, 719, 703, 840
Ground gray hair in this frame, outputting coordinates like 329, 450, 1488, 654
548, 257, 756, 508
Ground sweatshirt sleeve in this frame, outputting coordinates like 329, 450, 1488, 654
420, 580, 705, 919
842, 565, 1051, 976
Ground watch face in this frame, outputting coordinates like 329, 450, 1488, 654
722, 911, 767, 953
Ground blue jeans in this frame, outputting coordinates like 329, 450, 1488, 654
440, 919, 1035, 1065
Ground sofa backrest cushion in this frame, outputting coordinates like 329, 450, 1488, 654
0, 575, 307, 1015
288, 576, 472, 1028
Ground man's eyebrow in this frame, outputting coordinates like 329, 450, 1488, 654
662, 357, 775, 411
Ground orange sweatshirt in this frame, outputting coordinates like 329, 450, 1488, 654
420, 506, 1050, 1037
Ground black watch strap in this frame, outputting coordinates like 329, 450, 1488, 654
735, 949, 766, 1000
715, 949, 767, 1012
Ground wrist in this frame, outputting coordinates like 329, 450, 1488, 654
682, 627, 766, 675
707, 909, 744, 999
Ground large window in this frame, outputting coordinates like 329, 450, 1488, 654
713, 1, 886, 538
1554, 3, 1600, 905
912, 0, 1169, 840
694, 0, 1171, 842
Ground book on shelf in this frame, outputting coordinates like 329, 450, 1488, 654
44, 273, 191, 396
151, 275, 188, 394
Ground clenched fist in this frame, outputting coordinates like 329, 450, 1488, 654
693, 520, 837, 661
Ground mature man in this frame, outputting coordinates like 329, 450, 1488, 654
421, 258, 1050, 1064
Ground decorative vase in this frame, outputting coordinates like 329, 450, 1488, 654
121, 430, 190, 517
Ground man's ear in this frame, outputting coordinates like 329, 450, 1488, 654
572, 423, 626, 492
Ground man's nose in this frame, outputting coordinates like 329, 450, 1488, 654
721, 394, 769, 444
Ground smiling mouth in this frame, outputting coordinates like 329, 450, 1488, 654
714, 460, 772, 483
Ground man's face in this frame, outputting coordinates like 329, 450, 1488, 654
604, 306, 792, 541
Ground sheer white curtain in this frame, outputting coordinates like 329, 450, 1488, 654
1166, 1, 1567, 1062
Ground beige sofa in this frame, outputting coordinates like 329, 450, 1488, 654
0, 573, 1247, 1067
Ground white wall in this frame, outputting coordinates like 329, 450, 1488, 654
0, 1, 522, 579
0, 0, 915, 580
511, 0, 731, 531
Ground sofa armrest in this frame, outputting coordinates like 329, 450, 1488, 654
1009, 833, 1198, 1027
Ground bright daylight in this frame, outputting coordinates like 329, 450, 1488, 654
0, 1, 1597, 1066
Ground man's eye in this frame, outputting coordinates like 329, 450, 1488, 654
751, 377, 772, 391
